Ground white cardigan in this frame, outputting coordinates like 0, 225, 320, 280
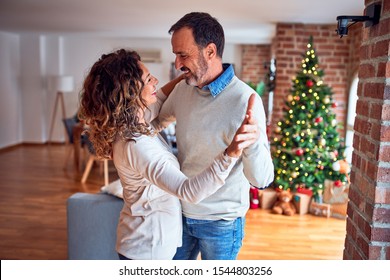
112, 90, 238, 259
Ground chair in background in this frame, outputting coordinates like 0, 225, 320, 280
62, 116, 87, 170
81, 136, 110, 186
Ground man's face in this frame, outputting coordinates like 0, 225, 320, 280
171, 27, 209, 88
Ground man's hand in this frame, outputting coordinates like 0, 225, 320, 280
226, 94, 260, 157
235, 93, 259, 142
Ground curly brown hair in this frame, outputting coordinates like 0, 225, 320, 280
78, 49, 154, 160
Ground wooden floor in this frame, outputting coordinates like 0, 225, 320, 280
0, 144, 347, 260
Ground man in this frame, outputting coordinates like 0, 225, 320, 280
156, 12, 274, 260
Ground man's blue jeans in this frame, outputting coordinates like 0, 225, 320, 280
173, 216, 245, 260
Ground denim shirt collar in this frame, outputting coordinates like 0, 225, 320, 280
202, 63, 234, 97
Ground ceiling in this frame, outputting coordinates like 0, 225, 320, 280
0, 0, 364, 44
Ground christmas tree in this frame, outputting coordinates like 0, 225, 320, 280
271, 36, 349, 202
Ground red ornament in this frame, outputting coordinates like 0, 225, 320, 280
315, 116, 323, 123
306, 80, 314, 87
295, 148, 304, 156
332, 102, 337, 108
334, 180, 343, 187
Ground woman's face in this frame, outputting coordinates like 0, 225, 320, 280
139, 62, 159, 107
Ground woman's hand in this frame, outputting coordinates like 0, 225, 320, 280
225, 94, 260, 158
160, 74, 185, 97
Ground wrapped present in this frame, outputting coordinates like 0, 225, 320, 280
296, 185, 313, 197
323, 179, 349, 219
330, 203, 348, 219
293, 193, 312, 215
249, 186, 260, 209
323, 179, 349, 204
259, 188, 278, 209
309, 201, 331, 218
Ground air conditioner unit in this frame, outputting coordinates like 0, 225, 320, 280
135, 49, 162, 63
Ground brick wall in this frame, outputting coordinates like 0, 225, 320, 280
241, 45, 272, 122
343, 0, 390, 260
241, 44, 271, 84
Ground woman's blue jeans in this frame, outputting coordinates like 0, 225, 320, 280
173, 216, 245, 260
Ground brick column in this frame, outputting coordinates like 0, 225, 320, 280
343, 0, 390, 260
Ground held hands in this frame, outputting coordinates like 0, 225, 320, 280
226, 94, 260, 158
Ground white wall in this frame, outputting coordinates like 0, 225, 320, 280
0, 32, 242, 147
20, 34, 50, 143
0, 32, 22, 149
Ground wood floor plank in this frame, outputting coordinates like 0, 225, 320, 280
0, 144, 346, 260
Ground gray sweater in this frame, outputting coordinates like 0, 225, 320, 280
156, 76, 274, 220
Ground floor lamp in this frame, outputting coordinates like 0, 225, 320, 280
47, 76, 74, 143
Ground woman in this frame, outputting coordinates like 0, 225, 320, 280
79, 49, 256, 260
